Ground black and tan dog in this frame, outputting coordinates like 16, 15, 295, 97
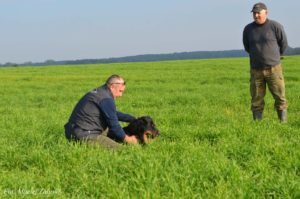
123, 116, 160, 144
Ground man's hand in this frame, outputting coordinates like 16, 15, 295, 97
124, 135, 138, 144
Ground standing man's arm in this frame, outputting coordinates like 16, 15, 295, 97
243, 28, 250, 53
276, 24, 288, 55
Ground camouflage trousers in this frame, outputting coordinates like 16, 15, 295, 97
250, 64, 288, 112
84, 129, 121, 150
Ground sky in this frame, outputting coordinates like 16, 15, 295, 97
1, 0, 300, 64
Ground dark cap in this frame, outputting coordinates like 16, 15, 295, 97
251, 2, 267, 12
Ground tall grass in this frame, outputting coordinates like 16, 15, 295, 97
0, 57, 299, 198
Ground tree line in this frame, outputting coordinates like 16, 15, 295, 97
1, 47, 300, 67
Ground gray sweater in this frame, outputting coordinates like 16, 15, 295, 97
243, 19, 288, 69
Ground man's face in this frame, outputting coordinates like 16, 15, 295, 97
253, 9, 268, 25
109, 80, 126, 99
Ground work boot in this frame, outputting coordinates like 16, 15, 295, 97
277, 109, 287, 123
253, 111, 263, 121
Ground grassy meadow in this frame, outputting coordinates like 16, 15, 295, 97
0, 56, 299, 198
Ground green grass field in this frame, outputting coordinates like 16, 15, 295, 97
0, 56, 299, 198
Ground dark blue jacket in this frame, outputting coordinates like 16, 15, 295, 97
68, 85, 135, 141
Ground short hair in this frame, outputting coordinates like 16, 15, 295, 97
105, 74, 124, 86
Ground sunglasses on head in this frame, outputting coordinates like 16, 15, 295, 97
111, 81, 126, 86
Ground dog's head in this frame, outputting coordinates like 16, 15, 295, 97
123, 116, 160, 144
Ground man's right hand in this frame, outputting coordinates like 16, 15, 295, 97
124, 135, 138, 144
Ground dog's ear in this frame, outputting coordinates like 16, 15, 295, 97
141, 116, 151, 125
143, 116, 157, 129
136, 119, 147, 132
141, 116, 152, 122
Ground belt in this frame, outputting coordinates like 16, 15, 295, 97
83, 130, 100, 134
252, 64, 280, 71
73, 126, 101, 139
252, 66, 272, 70
67, 122, 101, 140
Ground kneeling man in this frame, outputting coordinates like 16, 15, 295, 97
64, 74, 138, 149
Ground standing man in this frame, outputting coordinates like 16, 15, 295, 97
243, 2, 288, 122
64, 74, 138, 149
